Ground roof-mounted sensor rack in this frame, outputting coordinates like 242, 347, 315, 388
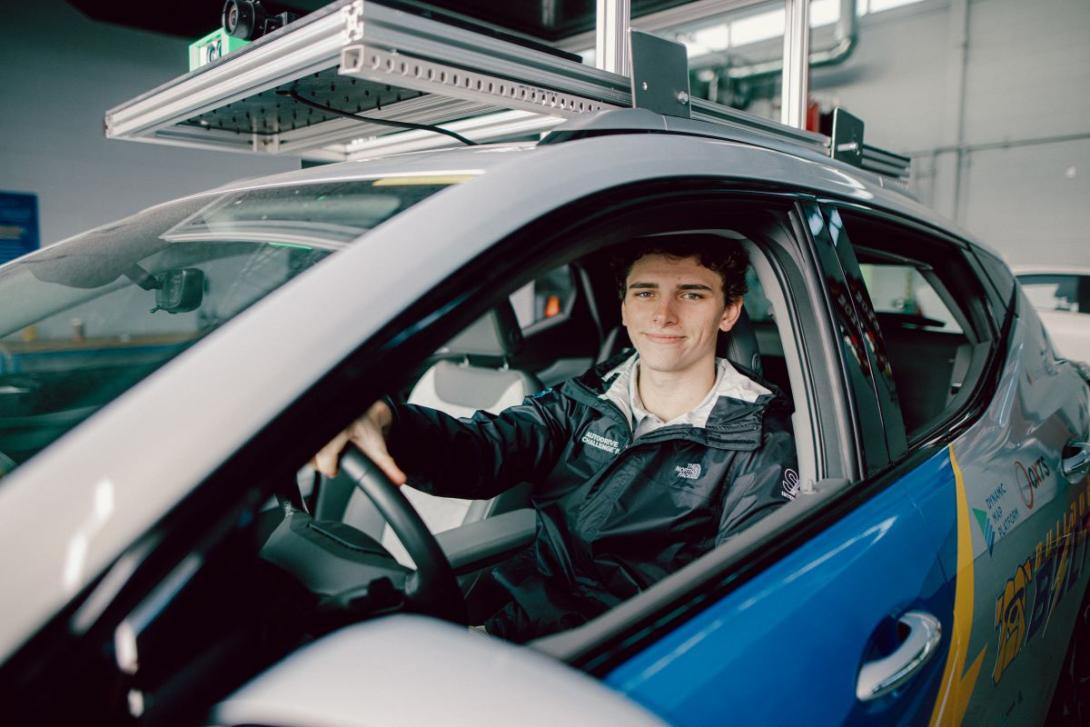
105, 0, 910, 181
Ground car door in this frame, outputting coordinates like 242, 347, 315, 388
596, 199, 955, 725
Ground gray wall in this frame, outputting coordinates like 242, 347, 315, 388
805, 0, 1090, 266
0, 1, 296, 248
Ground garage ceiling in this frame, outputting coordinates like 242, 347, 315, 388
66, 0, 691, 42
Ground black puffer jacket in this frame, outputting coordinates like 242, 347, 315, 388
386, 352, 797, 642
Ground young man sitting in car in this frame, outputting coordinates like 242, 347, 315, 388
314, 236, 797, 642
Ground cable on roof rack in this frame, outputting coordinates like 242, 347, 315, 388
277, 89, 477, 145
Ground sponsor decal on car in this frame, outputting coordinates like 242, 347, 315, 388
1014, 456, 1050, 510
973, 480, 1025, 554
971, 458, 1052, 555
992, 480, 1090, 684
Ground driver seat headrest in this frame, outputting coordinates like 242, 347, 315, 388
441, 301, 523, 363
720, 306, 762, 375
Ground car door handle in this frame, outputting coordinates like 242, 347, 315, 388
856, 610, 942, 702
1063, 441, 1090, 482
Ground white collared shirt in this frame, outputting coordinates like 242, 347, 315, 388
599, 354, 771, 439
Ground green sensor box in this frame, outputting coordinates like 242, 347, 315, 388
188, 28, 250, 71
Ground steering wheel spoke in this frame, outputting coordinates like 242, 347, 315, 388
340, 445, 468, 624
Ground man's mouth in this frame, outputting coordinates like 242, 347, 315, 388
644, 333, 685, 344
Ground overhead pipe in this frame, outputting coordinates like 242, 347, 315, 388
781, 0, 811, 127
695, 0, 859, 80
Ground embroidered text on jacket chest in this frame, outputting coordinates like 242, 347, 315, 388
581, 431, 621, 455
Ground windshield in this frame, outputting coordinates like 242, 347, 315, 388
0, 177, 462, 478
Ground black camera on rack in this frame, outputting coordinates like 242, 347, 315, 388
222, 1, 299, 41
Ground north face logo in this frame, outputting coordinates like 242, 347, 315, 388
781, 469, 801, 500
675, 463, 702, 480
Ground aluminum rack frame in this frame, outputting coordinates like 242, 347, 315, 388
106, 0, 629, 160
105, 0, 911, 181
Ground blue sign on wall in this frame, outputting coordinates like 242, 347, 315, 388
0, 192, 40, 266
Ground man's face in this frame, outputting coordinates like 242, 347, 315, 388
621, 254, 742, 376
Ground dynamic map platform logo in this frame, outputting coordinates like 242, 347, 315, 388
973, 480, 1022, 555
972, 457, 1050, 554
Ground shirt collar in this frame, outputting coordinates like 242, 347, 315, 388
601, 353, 771, 436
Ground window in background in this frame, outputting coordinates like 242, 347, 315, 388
1018, 274, 1090, 314
509, 265, 575, 329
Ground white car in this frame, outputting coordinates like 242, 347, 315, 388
1015, 266, 1090, 363
0, 117, 1088, 726
1, 4, 1088, 723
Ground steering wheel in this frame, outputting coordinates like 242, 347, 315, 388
339, 445, 468, 625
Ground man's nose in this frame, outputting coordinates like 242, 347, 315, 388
652, 297, 678, 325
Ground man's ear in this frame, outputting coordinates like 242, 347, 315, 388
719, 299, 743, 332
620, 296, 629, 328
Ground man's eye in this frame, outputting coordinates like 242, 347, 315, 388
682, 292, 705, 300
633, 291, 654, 298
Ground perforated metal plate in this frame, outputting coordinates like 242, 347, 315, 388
181, 68, 424, 135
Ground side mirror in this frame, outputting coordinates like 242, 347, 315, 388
152, 268, 205, 314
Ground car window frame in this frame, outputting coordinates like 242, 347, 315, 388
816, 201, 1005, 457
260, 181, 861, 673
800, 200, 902, 471
490, 188, 866, 671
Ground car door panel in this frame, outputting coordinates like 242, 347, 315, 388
606, 452, 956, 725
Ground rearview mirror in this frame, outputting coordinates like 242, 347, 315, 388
152, 268, 204, 314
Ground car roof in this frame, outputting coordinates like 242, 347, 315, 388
209, 141, 538, 194
198, 117, 997, 259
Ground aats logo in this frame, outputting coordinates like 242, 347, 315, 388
1014, 456, 1051, 510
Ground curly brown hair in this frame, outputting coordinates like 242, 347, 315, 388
612, 234, 749, 305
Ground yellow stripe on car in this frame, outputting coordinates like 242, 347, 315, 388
929, 446, 987, 726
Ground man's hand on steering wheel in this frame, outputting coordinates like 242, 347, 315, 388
305, 401, 466, 624
312, 399, 406, 484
